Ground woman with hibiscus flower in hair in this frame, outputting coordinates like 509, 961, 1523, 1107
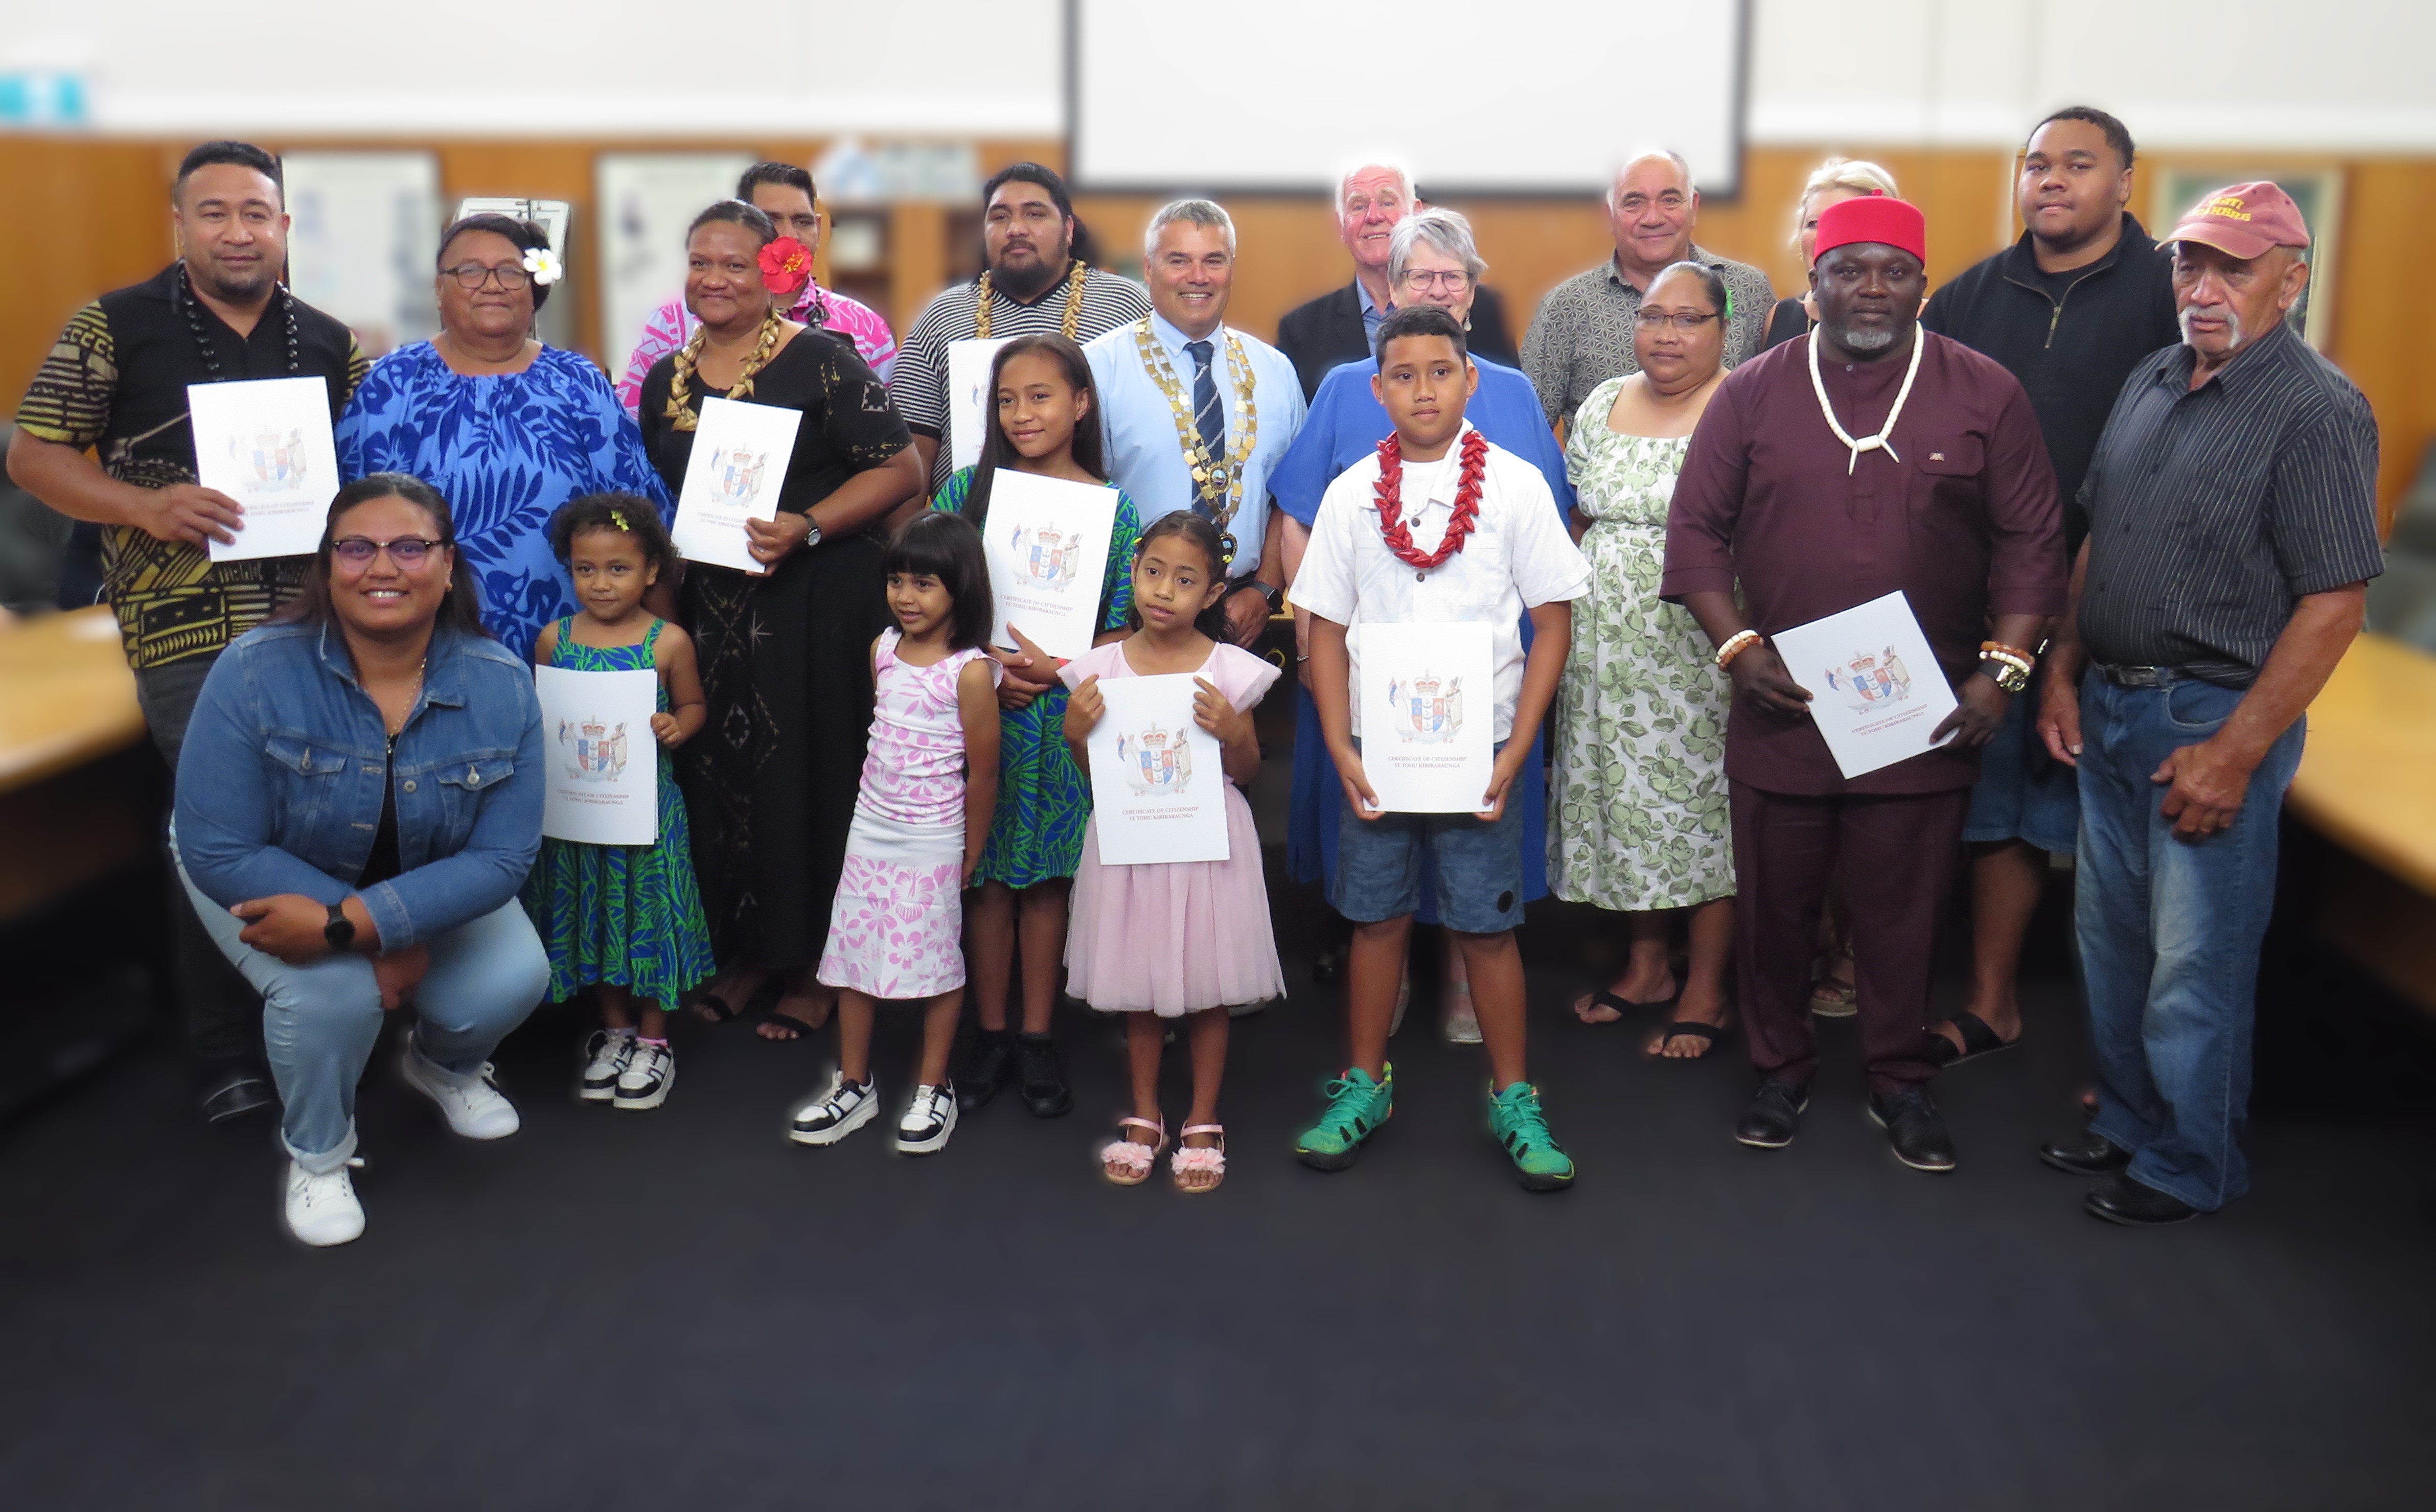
636, 200, 927, 1040
338, 212, 669, 666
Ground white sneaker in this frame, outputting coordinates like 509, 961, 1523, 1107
399, 1034, 521, 1139
580, 1030, 635, 1102
788, 1073, 878, 1146
613, 1040, 675, 1111
283, 1158, 365, 1247
1442, 985, 1483, 1045
894, 1082, 958, 1155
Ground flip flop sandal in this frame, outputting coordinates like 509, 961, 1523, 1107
1576, 984, 1680, 1022
1644, 1019, 1734, 1061
1101, 1117, 1166, 1187
1809, 978, 1858, 1017
1925, 1011, 2018, 1067
1171, 1125, 1226, 1194
757, 1003, 828, 1042
690, 974, 780, 1025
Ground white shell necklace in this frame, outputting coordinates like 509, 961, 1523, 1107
1808, 325, 1924, 475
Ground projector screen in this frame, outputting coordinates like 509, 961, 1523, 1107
1069, 0, 1748, 198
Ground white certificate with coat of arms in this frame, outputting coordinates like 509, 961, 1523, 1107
188, 377, 340, 563
536, 666, 659, 845
1358, 620, 1497, 814
1084, 673, 1229, 866
1767, 590, 1960, 780
980, 468, 1121, 662
672, 396, 801, 574
947, 337, 1014, 471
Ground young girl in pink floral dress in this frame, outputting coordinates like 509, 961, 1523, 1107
1062, 512, 1284, 1193
790, 513, 1000, 1155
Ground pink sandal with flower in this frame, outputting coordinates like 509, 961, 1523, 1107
1100, 1116, 1165, 1186
1170, 1124, 1227, 1194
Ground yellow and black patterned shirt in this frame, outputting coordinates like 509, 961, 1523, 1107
15, 263, 368, 670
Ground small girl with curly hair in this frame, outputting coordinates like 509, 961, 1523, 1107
524, 492, 714, 1111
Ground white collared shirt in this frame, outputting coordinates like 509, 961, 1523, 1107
1083, 312, 1306, 577
1294, 422, 1591, 739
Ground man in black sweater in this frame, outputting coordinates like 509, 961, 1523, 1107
1918, 106, 2182, 1066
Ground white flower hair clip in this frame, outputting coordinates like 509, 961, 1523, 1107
521, 247, 563, 286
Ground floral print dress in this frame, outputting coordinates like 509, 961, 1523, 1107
1548, 376, 1734, 912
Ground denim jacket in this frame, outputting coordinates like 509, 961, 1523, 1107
174, 619, 543, 950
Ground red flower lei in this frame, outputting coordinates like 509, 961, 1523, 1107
1372, 428, 1489, 570
757, 237, 813, 299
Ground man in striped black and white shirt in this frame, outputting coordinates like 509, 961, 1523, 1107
2036, 182, 2383, 1228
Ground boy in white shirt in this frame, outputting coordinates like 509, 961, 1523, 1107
1291, 305, 1592, 1190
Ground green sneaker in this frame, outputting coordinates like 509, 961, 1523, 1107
1294, 1064, 1394, 1171
1489, 1081, 1575, 1191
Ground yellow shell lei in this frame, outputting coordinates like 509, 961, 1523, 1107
664, 309, 783, 432
975, 258, 1089, 341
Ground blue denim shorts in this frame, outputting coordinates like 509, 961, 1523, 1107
1963, 687, 2079, 853
1328, 740, 1526, 934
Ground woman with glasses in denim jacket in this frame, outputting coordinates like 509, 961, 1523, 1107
172, 474, 549, 1248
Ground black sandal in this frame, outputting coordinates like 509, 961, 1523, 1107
1644, 1019, 1733, 1060
690, 974, 779, 1026
1925, 1010, 2017, 1067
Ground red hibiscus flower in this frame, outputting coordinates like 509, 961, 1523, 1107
758, 236, 813, 298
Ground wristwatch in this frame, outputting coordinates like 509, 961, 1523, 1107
801, 518, 824, 551
323, 901, 355, 951
1239, 578, 1284, 613
1980, 656, 2032, 694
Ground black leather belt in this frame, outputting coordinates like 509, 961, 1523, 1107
2093, 663, 2189, 688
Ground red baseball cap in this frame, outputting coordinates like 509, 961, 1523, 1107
1812, 194, 1927, 266
2164, 181, 2311, 260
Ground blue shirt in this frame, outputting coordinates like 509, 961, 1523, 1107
1359, 283, 1386, 357
1083, 312, 1307, 577
174, 620, 545, 951
1270, 354, 1574, 526
336, 343, 672, 660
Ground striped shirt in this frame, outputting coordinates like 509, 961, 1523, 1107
1520, 245, 1774, 428
2078, 319, 2382, 686
893, 263, 1150, 490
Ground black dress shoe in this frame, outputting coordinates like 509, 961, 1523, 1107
1734, 1079, 1808, 1149
2084, 1172, 2205, 1226
1868, 1086, 1957, 1172
955, 1029, 1015, 1112
198, 1065, 276, 1124
2040, 1130, 2132, 1176
1016, 1032, 1072, 1119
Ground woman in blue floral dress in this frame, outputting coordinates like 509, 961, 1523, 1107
336, 213, 669, 661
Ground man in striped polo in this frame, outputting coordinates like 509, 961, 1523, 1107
2035, 182, 2383, 1226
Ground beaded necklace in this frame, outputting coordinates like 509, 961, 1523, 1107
974, 259, 1088, 341
665, 310, 783, 432
178, 261, 300, 380
1133, 318, 1258, 564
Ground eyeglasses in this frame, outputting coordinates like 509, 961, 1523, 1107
1634, 310, 1721, 332
1398, 269, 1472, 293
332, 536, 447, 568
440, 263, 534, 291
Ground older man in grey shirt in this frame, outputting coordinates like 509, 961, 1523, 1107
1520, 150, 1772, 429
2036, 182, 2383, 1228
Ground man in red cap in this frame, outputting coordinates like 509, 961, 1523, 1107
1662, 195, 2064, 1172
2033, 182, 2381, 1225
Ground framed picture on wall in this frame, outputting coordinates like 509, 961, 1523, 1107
2151, 166, 2343, 350
596, 153, 755, 376
283, 152, 442, 361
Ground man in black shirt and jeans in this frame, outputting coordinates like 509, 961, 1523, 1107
1919, 106, 2181, 1069
2035, 181, 2382, 1226
8, 141, 365, 1123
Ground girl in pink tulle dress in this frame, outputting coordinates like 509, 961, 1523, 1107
1061, 512, 1283, 1193
792, 513, 1000, 1156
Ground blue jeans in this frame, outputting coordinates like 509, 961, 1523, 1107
2074, 676, 2304, 1211
176, 854, 548, 1170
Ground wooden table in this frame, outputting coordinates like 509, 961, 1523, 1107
0, 607, 151, 919
2284, 632, 2436, 1010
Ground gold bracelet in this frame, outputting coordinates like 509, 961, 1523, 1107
1715, 629, 1763, 668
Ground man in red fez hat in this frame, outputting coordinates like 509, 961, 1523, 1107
1660, 195, 2066, 1171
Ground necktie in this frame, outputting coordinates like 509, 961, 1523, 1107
1184, 338, 1224, 517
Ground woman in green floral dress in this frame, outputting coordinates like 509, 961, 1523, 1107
1550, 262, 1737, 1059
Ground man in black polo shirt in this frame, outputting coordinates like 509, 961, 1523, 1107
2034, 182, 2382, 1226
1919, 107, 2181, 1067
7, 140, 366, 1123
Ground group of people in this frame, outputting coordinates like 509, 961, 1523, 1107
3, 109, 2380, 1246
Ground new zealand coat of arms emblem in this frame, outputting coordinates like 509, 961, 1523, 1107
1823, 645, 1915, 713
705, 445, 768, 508
1009, 523, 1085, 590
1117, 724, 1193, 796
230, 424, 307, 494
558, 717, 629, 782
1387, 669, 1464, 743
